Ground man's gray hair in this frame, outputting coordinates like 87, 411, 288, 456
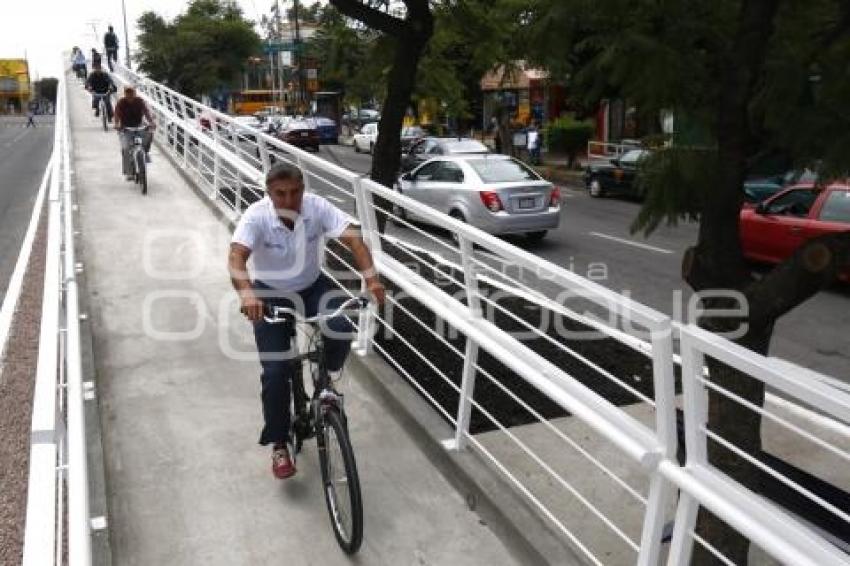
265, 161, 304, 186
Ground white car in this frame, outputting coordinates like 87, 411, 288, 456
353, 122, 378, 153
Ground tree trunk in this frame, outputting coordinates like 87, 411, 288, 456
329, 0, 434, 234
371, 33, 431, 231
682, 0, 781, 563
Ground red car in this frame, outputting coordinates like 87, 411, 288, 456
740, 183, 850, 279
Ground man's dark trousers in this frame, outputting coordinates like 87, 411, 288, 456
252, 275, 354, 446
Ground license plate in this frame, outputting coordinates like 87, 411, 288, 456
518, 197, 535, 209
301, 132, 308, 137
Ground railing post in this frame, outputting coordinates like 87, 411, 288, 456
351, 177, 382, 355
211, 119, 221, 200
178, 97, 189, 167
636, 317, 679, 566
258, 138, 271, 175
450, 234, 482, 451
665, 329, 709, 565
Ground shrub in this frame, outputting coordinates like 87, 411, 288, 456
545, 116, 595, 168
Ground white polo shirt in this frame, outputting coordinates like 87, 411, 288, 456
231, 193, 352, 292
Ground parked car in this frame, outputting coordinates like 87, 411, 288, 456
584, 149, 651, 198
275, 119, 320, 152
353, 122, 378, 153
393, 154, 561, 241
743, 169, 818, 204
400, 137, 490, 172
343, 108, 380, 122
740, 182, 850, 280
311, 117, 339, 144
400, 126, 427, 152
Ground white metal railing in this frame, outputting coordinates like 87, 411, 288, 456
106, 64, 850, 565
587, 139, 642, 161
22, 68, 92, 565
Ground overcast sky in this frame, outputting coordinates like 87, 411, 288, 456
0, 0, 275, 79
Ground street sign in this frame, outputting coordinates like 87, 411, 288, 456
262, 40, 303, 54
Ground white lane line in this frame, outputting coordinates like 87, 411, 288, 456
589, 232, 674, 255
0, 153, 54, 376
325, 195, 345, 204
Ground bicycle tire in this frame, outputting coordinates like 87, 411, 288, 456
318, 407, 363, 554
101, 100, 108, 131
135, 150, 147, 195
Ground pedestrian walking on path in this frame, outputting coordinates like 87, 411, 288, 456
527, 122, 541, 165
25, 110, 36, 128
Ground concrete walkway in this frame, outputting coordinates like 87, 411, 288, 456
67, 83, 523, 565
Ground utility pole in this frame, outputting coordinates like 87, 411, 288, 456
121, 0, 132, 69
274, 0, 284, 110
293, 0, 304, 113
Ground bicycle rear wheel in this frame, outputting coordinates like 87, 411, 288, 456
318, 407, 363, 554
100, 100, 108, 131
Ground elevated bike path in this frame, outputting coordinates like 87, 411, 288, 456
66, 80, 522, 566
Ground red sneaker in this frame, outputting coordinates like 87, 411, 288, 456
272, 446, 296, 479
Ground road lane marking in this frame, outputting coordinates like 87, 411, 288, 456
589, 232, 674, 254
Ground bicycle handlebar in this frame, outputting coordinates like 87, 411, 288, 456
263, 295, 369, 325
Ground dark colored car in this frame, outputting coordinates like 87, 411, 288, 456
276, 120, 320, 152
401, 137, 490, 172
743, 169, 818, 204
312, 117, 339, 144
583, 149, 650, 198
740, 182, 850, 281
400, 126, 427, 152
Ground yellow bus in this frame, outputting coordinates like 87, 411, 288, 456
232, 90, 280, 115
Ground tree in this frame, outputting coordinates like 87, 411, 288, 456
329, 0, 434, 232
136, 0, 261, 99
33, 78, 59, 104
526, 0, 850, 562
414, 0, 528, 134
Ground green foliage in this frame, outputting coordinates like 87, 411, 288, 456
136, 0, 261, 99
545, 116, 594, 162
303, 6, 387, 106
34, 78, 59, 103
632, 147, 714, 235
525, 0, 850, 236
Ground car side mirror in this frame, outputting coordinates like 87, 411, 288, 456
402, 172, 412, 181
755, 202, 769, 214
611, 159, 620, 167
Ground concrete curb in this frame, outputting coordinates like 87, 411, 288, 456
69, 130, 114, 566
348, 350, 584, 566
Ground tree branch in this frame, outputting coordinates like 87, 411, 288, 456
744, 231, 850, 326
329, 0, 405, 36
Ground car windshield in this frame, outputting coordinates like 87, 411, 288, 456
467, 158, 541, 183
402, 127, 425, 137
444, 140, 488, 154
620, 150, 647, 165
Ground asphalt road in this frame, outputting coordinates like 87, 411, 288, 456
0, 116, 55, 305
310, 143, 849, 382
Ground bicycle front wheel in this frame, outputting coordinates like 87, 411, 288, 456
135, 150, 147, 195
318, 407, 363, 554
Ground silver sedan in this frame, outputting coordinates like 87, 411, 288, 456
393, 155, 561, 241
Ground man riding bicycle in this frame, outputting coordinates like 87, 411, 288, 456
113, 85, 155, 180
228, 161, 386, 480
85, 62, 115, 121
104, 25, 119, 71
